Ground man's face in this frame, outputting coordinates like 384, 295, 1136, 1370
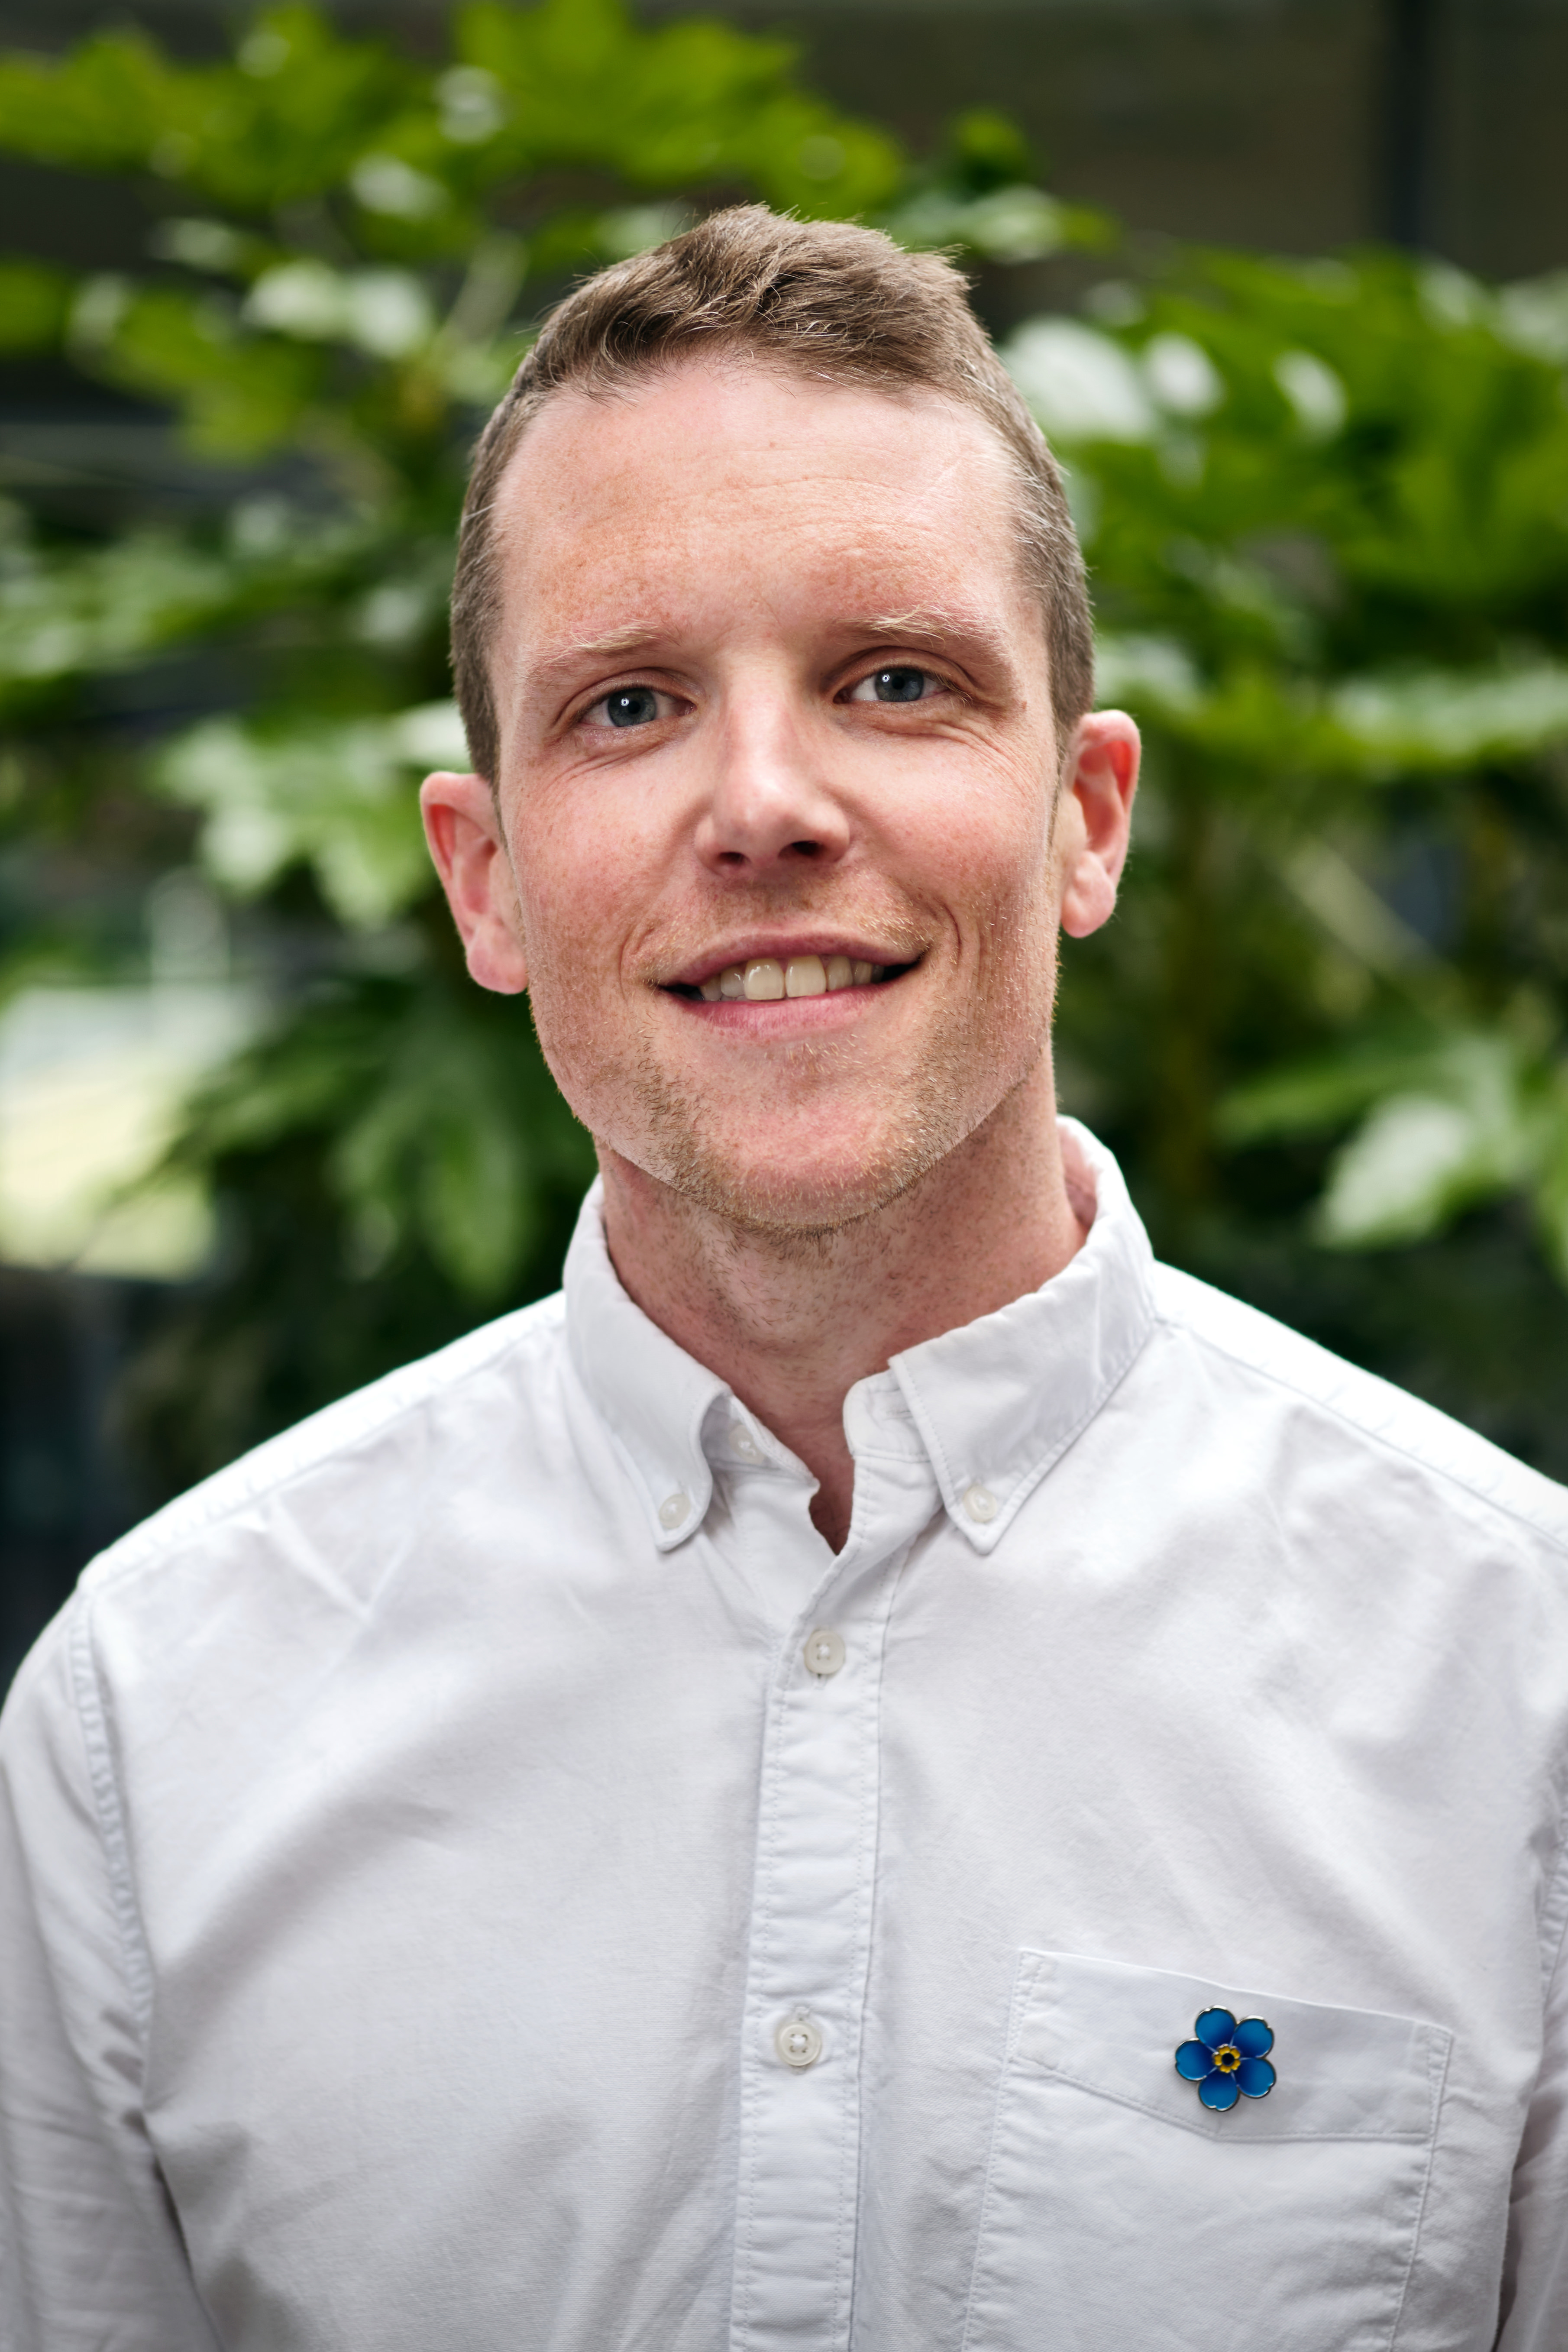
426, 360, 1132, 1234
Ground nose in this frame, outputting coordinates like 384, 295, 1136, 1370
692, 686, 851, 881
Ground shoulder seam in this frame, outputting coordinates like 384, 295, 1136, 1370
1539, 1789, 1568, 2008
87, 1292, 566, 1598
67, 1600, 154, 2050
1153, 1289, 1568, 1561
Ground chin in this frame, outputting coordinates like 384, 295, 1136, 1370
636, 1111, 963, 1240
566, 1023, 1026, 1239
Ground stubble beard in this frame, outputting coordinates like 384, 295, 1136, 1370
632, 1038, 976, 1246
532, 930, 1059, 1256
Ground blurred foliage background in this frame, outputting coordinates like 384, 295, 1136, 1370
1, 0, 1566, 1666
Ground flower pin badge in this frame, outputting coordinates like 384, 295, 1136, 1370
1175, 2007, 1276, 2113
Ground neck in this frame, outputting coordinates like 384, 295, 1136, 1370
597, 1058, 1090, 1550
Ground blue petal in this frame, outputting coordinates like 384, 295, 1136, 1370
1199, 2069, 1241, 2112
1174, 2040, 1213, 2081
1237, 2056, 1277, 2100
1196, 2007, 1237, 2051
1232, 2016, 1274, 2060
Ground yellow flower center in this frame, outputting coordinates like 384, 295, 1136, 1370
1213, 2045, 1241, 2074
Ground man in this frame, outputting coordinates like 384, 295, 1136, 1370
1, 208, 1565, 2351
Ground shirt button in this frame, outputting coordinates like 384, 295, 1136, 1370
803, 1627, 846, 1678
730, 1424, 764, 1464
657, 1492, 690, 1530
963, 1482, 998, 1524
775, 2009, 824, 2069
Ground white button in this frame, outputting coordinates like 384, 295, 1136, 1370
730, 1424, 764, 1464
803, 1627, 846, 1678
657, 1492, 690, 1530
775, 2009, 824, 2069
963, 1482, 998, 1524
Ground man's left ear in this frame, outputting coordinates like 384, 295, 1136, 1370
1057, 709, 1140, 941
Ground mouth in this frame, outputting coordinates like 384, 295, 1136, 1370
664, 951, 918, 1005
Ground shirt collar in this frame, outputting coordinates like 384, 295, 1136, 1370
884, 1120, 1156, 1553
563, 1189, 731, 1553
563, 1119, 1157, 1556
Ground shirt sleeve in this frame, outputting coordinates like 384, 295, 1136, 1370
1496, 1846, 1568, 2350
0, 1603, 220, 2352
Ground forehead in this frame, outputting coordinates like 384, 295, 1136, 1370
488, 360, 1037, 659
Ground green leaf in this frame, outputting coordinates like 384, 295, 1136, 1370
156, 707, 456, 929
884, 184, 1087, 265
1219, 1034, 1446, 1145
1328, 663, 1568, 768
456, 0, 902, 214
1224, 1026, 1567, 1255
323, 984, 593, 1298
0, 533, 233, 696
0, 259, 72, 351
945, 106, 1034, 195
1316, 1087, 1521, 1248
1532, 1097, 1568, 1285
86, 285, 325, 458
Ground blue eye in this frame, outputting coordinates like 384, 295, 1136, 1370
603, 687, 660, 728
848, 666, 940, 705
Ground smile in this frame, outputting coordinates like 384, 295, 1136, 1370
666, 954, 912, 1004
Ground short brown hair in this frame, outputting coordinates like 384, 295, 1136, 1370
450, 205, 1093, 783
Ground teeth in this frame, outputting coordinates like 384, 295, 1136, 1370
698, 956, 888, 999
744, 958, 785, 1001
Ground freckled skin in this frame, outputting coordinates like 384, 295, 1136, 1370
422, 360, 1138, 1545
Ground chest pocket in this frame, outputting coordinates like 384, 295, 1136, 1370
962, 1951, 1451, 2352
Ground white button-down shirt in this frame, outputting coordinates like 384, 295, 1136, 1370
3, 1123, 1568, 2352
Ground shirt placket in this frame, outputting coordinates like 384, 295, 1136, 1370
727, 1449, 936, 2352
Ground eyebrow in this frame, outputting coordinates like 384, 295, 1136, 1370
529, 624, 671, 686
852, 607, 1014, 666
526, 604, 1019, 699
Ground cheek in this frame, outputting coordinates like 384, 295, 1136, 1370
505, 789, 644, 987
912, 771, 1055, 941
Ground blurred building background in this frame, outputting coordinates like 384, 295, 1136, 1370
3, 0, 1567, 1686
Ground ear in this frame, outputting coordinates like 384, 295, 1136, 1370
419, 771, 530, 994
1055, 710, 1140, 940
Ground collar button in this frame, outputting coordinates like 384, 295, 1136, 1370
657, 1491, 691, 1530
963, 1482, 999, 1525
